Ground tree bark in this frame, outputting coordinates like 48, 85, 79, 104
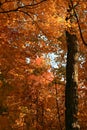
65, 31, 80, 130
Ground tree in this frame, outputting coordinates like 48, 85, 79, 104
65, 0, 87, 129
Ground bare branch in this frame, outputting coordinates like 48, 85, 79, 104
69, 0, 87, 46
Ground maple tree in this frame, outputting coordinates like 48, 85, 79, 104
0, 0, 87, 130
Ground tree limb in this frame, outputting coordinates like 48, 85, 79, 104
0, 0, 47, 13
69, 0, 87, 46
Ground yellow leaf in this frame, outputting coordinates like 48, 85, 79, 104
57, 17, 65, 22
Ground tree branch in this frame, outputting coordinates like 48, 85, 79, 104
0, 0, 47, 13
69, 0, 87, 46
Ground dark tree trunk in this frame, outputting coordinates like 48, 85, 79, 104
65, 31, 80, 130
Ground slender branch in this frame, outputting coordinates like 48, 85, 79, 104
69, 0, 87, 46
24, 0, 47, 7
19, 10, 49, 39
0, 0, 47, 13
